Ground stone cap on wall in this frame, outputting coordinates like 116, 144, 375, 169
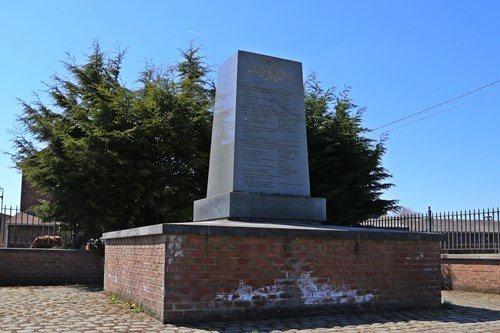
102, 220, 444, 242
441, 253, 500, 260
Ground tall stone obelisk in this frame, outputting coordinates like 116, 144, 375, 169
193, 51, 326, 222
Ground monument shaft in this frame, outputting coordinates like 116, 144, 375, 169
194, 51, 325, 222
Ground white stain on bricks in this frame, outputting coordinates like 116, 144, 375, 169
294, 271, 375, 305
405, 252, 425, 260
213, 271, 375, 305
166, 235, 185, 267
214, 281, 283, 301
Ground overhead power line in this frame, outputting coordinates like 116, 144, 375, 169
383, 88, 500, 133
370, 79, 500, 132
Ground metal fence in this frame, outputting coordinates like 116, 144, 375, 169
0, 206, 74, 248
362, 207, 500, 253
3, 203, 499, 253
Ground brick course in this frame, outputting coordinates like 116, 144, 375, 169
103, 222, 443, 323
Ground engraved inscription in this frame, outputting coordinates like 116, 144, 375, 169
248, 60, 292, 82
238, 81, 304, 191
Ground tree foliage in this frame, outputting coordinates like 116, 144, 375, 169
12, 42, 214, 240
12, 43, 397, 241
304, 73, 399, 226
396, 207, 420, 216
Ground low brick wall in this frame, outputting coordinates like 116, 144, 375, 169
105, 234, 167, 319
103, 221, 443, 324
0, 248, 104, 286
441, 254, 500, 293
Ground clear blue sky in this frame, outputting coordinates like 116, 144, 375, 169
1, 0, 499, 213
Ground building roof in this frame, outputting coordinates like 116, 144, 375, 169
7, 212, 45, 225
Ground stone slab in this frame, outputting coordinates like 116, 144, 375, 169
102, 219, 445, 242
441, 253, 500, 260
193, 191, 326, 222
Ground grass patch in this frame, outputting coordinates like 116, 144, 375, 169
108, 293, 142, 313
442, 300, 453, 309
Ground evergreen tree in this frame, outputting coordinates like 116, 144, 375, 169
12, 42, 214, 242
305, 73, 399, 226
12, 43, 397, 241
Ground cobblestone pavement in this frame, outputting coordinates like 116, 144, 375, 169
0, 286, 499, 332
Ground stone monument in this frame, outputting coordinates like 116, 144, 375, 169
104, 52, 444, 324
193, 51, 326, 222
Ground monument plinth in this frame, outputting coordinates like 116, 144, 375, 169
193, 51, 326, 222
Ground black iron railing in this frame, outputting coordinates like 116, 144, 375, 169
362, 207, 500, 253
3, 204, 499, 253
0, 206, 74, 248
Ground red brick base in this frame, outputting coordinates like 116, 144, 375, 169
103, 222, 443, 323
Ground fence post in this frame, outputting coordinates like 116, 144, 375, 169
427, 206, 432, 232
0, 205, 5, 248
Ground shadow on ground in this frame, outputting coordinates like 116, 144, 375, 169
188, 305, 500, 332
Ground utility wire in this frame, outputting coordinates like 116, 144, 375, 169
370, 79, 500, 132
382, 88, 500, 133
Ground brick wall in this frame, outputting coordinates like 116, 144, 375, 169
20, 174, 48, 212
441, 254, 500, 293
104, 235, 167, 320
0, 248, 103, 286
103, 222, 443, 324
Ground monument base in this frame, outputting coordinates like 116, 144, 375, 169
193, 192, 326, 222
102, 221, 444, 324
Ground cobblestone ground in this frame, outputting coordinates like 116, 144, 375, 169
0, 286, 499, 332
